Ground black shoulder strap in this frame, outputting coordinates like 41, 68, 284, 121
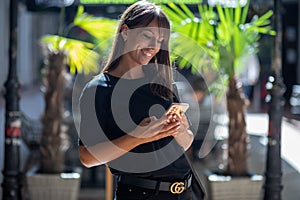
183, 152, 207, 200
172, 82, 180, 102
173, 82, 207, 199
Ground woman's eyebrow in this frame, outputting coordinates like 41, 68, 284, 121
143, 29, 165, 39
143, 29, 154, 35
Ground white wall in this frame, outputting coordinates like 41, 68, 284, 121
0, 0, 9, 197
1, 3, 60, 88
18, 4, 34, 86
17, 4, 60, 87
0, 1, 9, 91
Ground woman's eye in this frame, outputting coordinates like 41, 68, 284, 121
143, 34, 151, 39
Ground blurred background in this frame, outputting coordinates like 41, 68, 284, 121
0, 0, 300, 199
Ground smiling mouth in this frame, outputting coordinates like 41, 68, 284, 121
142, 48, 154, 58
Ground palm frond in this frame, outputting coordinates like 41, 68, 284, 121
73, 6, 118, 53
179, 4, 195, 19
163, 1, 275, 96
240, 0, 250, 24
40, 6, 121, 75
41, 35, 99, 74
161, 5, 184, 24
168, 3, 191, 20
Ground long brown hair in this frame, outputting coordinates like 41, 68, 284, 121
102, 0, 173, 100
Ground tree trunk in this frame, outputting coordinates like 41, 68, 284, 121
40, 52, 68, 174
226, 76, 249, 176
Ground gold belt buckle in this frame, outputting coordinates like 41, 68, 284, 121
170, 182, 185, 194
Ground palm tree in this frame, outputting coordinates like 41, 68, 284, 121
39, 5, 117, 174
162, 1, 275, 176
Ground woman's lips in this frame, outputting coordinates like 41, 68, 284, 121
142, 48, 154, 57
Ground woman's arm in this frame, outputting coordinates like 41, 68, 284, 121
79, 116, 181, 168
174, 128, 194, 151
79, 134, 142, 168
172, 113, 194, 151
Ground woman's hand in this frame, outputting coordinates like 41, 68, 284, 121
171, 111, 194, 151
166, 111, 189, 131
79, 115, 182, 168
130, 116, 181, 145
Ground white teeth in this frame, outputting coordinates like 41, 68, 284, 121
145, 52, 151, 57
142, 49, 152, 57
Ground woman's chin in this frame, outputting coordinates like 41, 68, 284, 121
139, 60, 151, 66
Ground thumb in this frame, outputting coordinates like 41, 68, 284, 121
140, 116, 156, 126
149, 116, 157, 122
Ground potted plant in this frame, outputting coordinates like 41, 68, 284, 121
26, 5, 117, 200
162, 1, 275, 199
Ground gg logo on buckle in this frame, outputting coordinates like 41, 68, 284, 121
170, 182, 185, 194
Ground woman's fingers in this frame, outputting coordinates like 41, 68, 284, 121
160, 122, 181, 134
149, 115, 170, 130
166, 111, 185, 124
161, 121, 180, 132
156, 123, 181, 139
137, 121, 181, 143
135, 115, 187, 143
139, 117, 151, 126
134, 116, 167, 137
139, 116, 158, 126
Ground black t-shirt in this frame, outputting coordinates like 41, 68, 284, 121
79, 72, 190, 181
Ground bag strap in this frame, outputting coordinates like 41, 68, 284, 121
173, 82, 207, 199
183, 151, 207, 200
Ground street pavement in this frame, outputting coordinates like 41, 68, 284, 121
195, 113, 300, 200
0, 86, 300, 200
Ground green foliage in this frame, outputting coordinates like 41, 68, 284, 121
41, 35, 99, 74
74, 6, 118, 54
79, 0, 203, 4
162, 1, 275, 97
40, 5, 118, 75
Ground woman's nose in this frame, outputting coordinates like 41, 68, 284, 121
149, 38, 160, 49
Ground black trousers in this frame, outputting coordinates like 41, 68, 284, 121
115, 182, 192, 200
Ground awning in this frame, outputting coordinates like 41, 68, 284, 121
79, 0, 203, 4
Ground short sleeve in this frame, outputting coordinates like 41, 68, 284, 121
79, 79, 109, 147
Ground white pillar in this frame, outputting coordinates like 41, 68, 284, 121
0, 1, 9, 88
17, 4, 34, 86
0, 1, 9, 196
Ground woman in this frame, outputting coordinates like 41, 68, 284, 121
78, 1, 195, 199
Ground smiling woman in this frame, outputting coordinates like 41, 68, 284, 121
77, 1, 203, 200
119, 23, 163, 71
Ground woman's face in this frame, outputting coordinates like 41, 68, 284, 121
122, 19, 165, 66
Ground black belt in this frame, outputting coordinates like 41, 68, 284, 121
117, 174, 192, 194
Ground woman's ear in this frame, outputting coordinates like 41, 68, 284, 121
121, 24, 129, 41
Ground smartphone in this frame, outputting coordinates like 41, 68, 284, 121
166, 103, 189, 117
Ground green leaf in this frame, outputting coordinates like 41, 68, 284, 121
216, 4, 226, 24
163, 2, 275, 95
41, 35, 99, 74
168, 3, 190, 20
75, 5, 84, 19
161, 5, 183, 24
179, 4, 195, 20
235, 2, 242, 24
241, 0, 250, 24
252, 11, 274, 27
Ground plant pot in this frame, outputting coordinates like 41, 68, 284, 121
207, 172, 264, 200
26, 170, 81, 200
